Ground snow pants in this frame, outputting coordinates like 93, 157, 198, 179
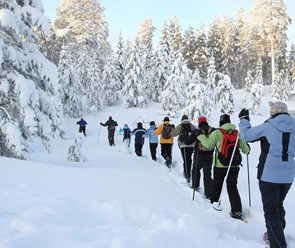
149, 143, 158, 161
259, 180, 291, 248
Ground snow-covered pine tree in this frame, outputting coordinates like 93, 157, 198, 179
205, 56, 217, 115
215, 73, 235, 114
271, 66, 281, 100
58, 46, 83, 118
169, 16, 183, 55
101, 60, 119, 106
194, 23, 208, 79
247, 83, 264, 116
183, 25, 197, 71
122, 40, 147, 108
161, 52, 187, 117
113, 33, 125, 90
244, 70, 254, 93
67, 133, 86, 162
0, 0, 63, 159
254, 58, 263, 85
182, 83, 206, 123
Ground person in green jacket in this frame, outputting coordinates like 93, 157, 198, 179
197, 114, 250, 219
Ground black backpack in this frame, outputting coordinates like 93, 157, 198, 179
179, 123, 192, 143
123, 129, 131, 139
217, 128, 242, 166
162, 124, 174, 139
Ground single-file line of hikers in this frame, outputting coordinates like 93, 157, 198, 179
76, 100, 295, 248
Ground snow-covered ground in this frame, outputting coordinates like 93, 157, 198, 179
0, 88, 295, 248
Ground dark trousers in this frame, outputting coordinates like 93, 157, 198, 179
135, 143, 143, 156
149, 143, 158, 160
108, 129, 115, 146
180, 147, 194, 180
161, 144, 173, 164
79, 126, 86, 136
259, 180, 291, 248
192, 151, 213, 197
211, 167, 242, 213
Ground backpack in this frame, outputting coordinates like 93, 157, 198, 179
179, 123, 192, 143
217, 128, 242, 166
123, 129, 131, 139
198, 127, 214, 151
162, 124, 174, 139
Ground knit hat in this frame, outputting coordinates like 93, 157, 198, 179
198, 116, 207, 124
149, 121, 155, 126
269, 101, 288, 116
219, 114, 231, 126
181, 114, 188, 121
137, 122, 143, 128
124, 124, 128, 127
163, 117, 170, 122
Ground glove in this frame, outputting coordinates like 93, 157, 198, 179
100, 122, 103, 125
238, 108, 250, 121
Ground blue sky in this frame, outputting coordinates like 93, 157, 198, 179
43, 0, 294, 46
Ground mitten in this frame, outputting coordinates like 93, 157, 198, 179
238, 109, 250, 121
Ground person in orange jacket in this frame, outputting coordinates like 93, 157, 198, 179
154, 117, 175, 167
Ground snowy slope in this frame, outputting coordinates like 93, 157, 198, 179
0, 89, 295, 248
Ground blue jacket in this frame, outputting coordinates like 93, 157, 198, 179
132, 127, 147, 144
77, 118, 87, 127
118, 126, 132, 141
239, 113, 295, 183
146, 125, 158, 144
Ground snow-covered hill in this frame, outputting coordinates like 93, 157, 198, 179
0, 88, 295, 248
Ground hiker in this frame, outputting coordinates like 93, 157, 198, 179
197, 114, 250, 219
146, 121, 158, 161
77, 118, 87, 137
131, 122, 147, 157
239, 101, 295, 248
100, 116, 118, 146
154, 117, 175, 167
118, 124, 132, 149
186, 116, 215, 199
171, 114, 196, 183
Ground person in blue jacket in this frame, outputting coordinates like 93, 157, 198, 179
77, 118, 87, 136
118, 124, 132, 147
132, 122, 147, 157
146, 121, 158, 161
238, 101, 295, 248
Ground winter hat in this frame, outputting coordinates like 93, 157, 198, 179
181, 114, 188, 121
198, 116, 207, 124
163, 117, 170, 122
219, 114, 231, 126
137, 122, 143, 128
150, 121, 155, 126
124, 124, 128, 127
269, 101, 288, 116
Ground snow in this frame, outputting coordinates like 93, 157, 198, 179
1, 89, 295, 247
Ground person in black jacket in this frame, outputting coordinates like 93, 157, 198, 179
77, 118, 87, 137
186, 116, 215, 199
131, 122, 147, 157
100, 116, 118, 146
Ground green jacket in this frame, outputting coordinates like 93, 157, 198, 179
197, 123, 250, 168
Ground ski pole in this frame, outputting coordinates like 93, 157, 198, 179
183, 146, 189, 182
192, 147, 199, 201
212, 136, 239, 211
247, 153, 252, 207
97, 125, 101, 144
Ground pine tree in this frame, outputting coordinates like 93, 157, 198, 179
206, 56, 217, 111
183, 25, 197, 71
0, 0, 63, 158
244, 70, 254, 93
101, 60, 119, 107
122, 40, 147, 108
113, 33, 125, 90
194, 23, 208, 79
67, 133, 86, 162
58, 46, 83, 118
215, 73, 235, 114
247, 83, 264, 116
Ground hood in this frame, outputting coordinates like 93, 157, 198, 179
220, 122, 236, 131
181, 119, 191, 125
268, 113, 295, 133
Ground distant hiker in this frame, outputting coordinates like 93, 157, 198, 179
186, 116, 215, 199
146, 121, 158, 161
239, 101, 295, 248
77, 118, 87, 137
171, 114, 196, 182
118, 124, 132, 148
197, 114, 250, 219
154, 117, 175, 167
131, 122, 147, 157
100, 116, 118, 146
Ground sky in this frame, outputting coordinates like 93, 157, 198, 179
1, 86, 295, 247
42, 0, 295, 46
